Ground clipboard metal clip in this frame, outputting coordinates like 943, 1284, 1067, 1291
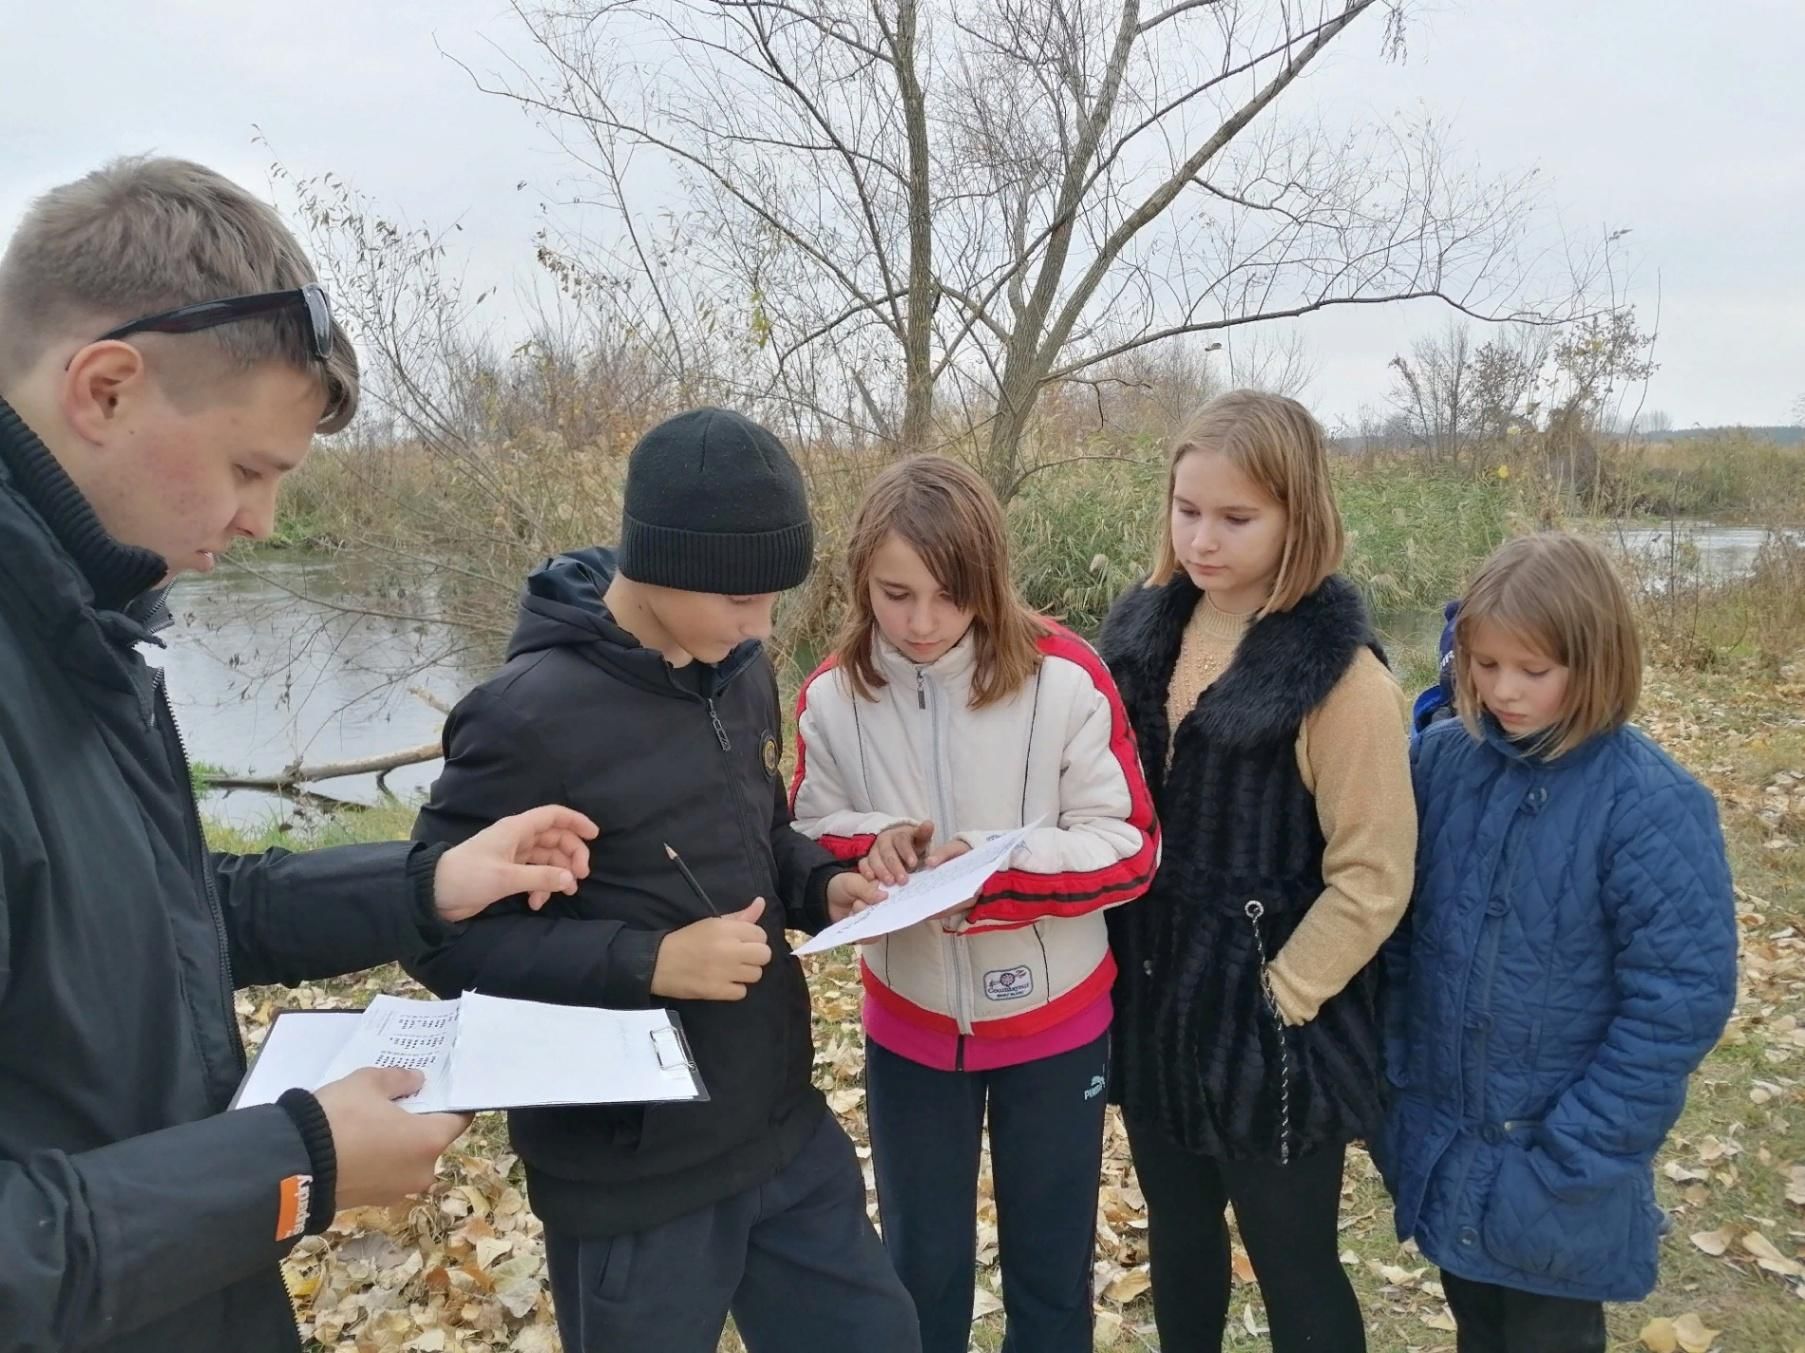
651, 1021, 699, 1075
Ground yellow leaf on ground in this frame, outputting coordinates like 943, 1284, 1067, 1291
1742, 1230, 1805, 1278
1788, 1165, 1805, 1207
1690, 1227, 1734, 1256
1422, 1306, 1459, 1332
473, 1235, 514, 1272
1641, 1317, 1680, 1353
1673, 1312, 1722, 1352
1103, 1267, 1152, 1303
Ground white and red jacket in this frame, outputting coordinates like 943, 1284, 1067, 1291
789, 623, 1157, 1070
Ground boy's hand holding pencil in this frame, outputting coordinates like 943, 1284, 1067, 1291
653, 843, 774, 1000
650, 895, 773, 1001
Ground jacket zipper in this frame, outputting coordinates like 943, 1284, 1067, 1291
156, 673, 247, 1075
699, 675, 775, 921
916, 665, 973, 1040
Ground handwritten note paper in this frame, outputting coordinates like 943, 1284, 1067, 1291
792, 821, 1040, 956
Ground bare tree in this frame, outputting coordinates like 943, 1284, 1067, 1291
1387, 319, 1472, 463
1466, 323, 1550, 455
456, 0, 1573, 496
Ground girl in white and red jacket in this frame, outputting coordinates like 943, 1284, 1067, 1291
791, 455, 1157, 1353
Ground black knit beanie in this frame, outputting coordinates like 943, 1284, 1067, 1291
617, 407, 814, 594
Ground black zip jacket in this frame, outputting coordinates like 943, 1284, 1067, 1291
0, 397, 452, 1352
406, 548, 847, 1237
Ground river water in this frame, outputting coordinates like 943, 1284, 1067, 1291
162, 521, 1795, 826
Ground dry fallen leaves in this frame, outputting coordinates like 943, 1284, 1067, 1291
1741, 1230, 1805, 1279
1420, 1305, 1459, 1333
1690, 1227, 1735, 1257
1641, 1312, 1722, 1352
1102, 1266, 1152, 1304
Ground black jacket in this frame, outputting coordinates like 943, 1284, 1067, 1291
1100, 573, 1387, 1162
0, 398, 452, 1353
407, 548, 847, 1237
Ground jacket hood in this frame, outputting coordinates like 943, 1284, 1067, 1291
508, 546, 760, 693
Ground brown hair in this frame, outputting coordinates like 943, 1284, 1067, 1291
1453, 532, 1642, 758
0, 156, 358, 431
834, 455, 1047, 709
1147, 389, 1344, 614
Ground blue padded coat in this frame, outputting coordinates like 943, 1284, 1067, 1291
1377, 715, 1737, 1301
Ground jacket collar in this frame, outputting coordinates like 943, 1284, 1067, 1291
0, 396, 169, 613
1101, 571, 1379, 749
870, 628, 978, 694
0, 397, 171, 691
509, 546, 762, 700
1478, 712, 1614, 772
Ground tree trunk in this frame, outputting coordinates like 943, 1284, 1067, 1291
893, 0, 936, 457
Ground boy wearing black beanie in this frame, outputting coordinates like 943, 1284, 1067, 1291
407, 409, 919, 1353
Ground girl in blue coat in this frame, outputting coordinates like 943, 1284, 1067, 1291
1381, 532, 1737, 1353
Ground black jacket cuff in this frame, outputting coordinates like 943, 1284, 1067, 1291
405, 841, 455, 946
796, 860, 853, 935
601, 926, 669, 1006
276, 1088, 338, 1235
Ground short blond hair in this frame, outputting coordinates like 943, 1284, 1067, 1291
1147, 389, 1345, 614
0, 156, 358, 431
1454, 532, 1642, 758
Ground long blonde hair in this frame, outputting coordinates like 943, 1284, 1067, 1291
1454, 532, 1642, 758
1147, 389, 1345, 615
833, 456, 1046, 709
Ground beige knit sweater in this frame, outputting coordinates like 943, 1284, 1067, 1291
1163, 596, 1416, 1026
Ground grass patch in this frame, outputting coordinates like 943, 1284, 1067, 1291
204, 800, 422, 855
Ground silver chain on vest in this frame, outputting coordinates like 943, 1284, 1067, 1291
1244, 899, 1293, 1166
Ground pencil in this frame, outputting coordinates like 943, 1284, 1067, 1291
663, 842, 722, 916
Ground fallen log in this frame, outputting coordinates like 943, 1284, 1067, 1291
209, 741, 445, 794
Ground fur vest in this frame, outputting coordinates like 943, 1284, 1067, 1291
1099, 572, 1386, 1162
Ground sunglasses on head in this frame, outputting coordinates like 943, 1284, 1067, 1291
86, 282, 333, 361
74, 282, 341, 418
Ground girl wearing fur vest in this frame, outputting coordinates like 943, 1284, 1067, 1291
1098, 391, 1416, 1351
791, 456, 1157, 1353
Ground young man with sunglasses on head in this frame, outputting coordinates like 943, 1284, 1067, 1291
0, 157, 600, 1353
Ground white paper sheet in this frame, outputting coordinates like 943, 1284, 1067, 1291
318, 996, 463, 1111
231, 993, 705, 1113
449, 992, 699, 1108
231, 1011, 361, 1109
791, 820, 1040, 956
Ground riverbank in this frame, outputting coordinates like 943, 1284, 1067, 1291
214, 630, 1803, 1351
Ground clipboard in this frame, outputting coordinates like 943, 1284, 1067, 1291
232, 993, 710, 1113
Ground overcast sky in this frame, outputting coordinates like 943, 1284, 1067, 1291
5, 0, 1800, 429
